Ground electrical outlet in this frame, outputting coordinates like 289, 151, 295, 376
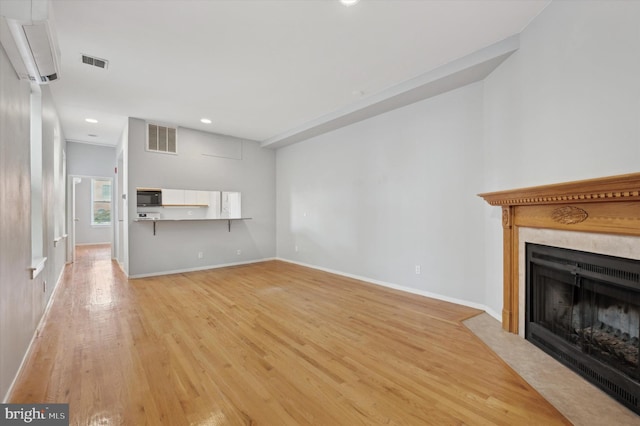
236, 249, 241, 255
415, 265, 421, 275
198, 252, 203, 259
294, 245, 299, 252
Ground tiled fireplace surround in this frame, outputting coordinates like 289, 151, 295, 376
516, 227, 640, 337
477, 173, 640, 422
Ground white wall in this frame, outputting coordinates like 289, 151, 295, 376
277, 83, 487, 306
127, 118, 276, 276
482, 0, 640, 315
66, 142, 116, 177
0, 40, 67, 400
276, 0, 640, 319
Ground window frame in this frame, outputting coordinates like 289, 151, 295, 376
91, 178, 113, 227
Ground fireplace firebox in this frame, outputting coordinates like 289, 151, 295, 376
526, 243, 640, 414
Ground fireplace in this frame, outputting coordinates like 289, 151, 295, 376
479, 173, 640, 414
526, 243, 640, 413
478, 173, 640, 334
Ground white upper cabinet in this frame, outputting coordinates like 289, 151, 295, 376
162, 189, 185, 205
162, 189, 210, 206
184, 190, 199, 205
162, 188, 185, 206
197, 191, 210, 205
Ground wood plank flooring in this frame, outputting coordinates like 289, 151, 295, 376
9, 245, 570, 425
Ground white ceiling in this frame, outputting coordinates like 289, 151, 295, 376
47, 0, 549, 147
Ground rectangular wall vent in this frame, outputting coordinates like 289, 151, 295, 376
81, 54, 108, 69
147, 123, 177, 154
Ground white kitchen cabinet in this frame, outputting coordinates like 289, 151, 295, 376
184, 190, 199, 205
196, 191, 210, 205
163, 189, 210, 206
185, 190, 211, 206
161, 189, 185, 205
135, 189, 247, 234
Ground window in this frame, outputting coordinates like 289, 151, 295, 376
91, 178, 112, 226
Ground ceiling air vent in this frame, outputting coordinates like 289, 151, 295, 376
147, 123, 177, 154
81, 54, 108, 69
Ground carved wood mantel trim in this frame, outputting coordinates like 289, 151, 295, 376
480, 173, 640, 206
478, 173, 640, 333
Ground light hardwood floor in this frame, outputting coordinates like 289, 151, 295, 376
10, 245, 570, 425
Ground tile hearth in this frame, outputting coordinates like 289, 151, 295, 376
465, 313, 638, 426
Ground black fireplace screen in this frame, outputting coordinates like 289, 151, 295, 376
526, 243, 640, 414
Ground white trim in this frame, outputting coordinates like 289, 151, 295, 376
277, 258, 501, 321
116, 258, 127, 275
30, 257, 47, 279
129, 257, 277, 279
3, 265, 67, 403
65, 138, 117, 148
53, 234, 68, 248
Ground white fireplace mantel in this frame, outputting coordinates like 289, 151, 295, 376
479, 173, 640, 334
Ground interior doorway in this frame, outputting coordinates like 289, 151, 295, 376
69, 174, 114, 262
116, 155, 125, 267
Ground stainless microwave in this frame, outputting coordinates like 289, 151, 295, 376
137, 189, 162, 207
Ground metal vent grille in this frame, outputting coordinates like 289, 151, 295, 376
147, 124, 177, 154
580, 263, 640, 283
81, 54, 108, 69
532, 251, 640, 287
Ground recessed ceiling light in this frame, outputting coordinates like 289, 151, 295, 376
200, 118, 212, 124
340, 0, 360, 6
85, 118, 98, 123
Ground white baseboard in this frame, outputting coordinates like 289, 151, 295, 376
3, 265, 67, 403
115, 259, 127, 276
277, 258, 502, 322
129, 257, 277, 279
